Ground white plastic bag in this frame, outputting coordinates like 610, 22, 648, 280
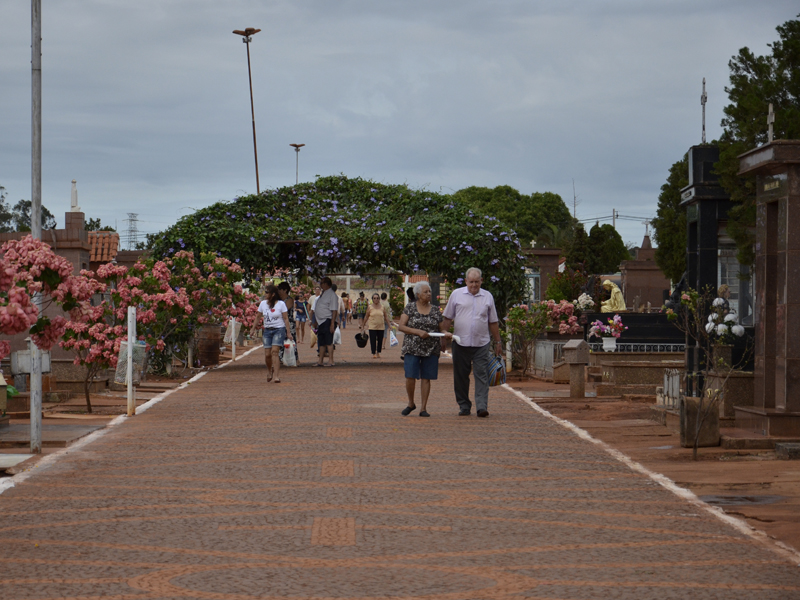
333, 327, 342, 346
282, 340, 297, 367
389, 330, 399, 347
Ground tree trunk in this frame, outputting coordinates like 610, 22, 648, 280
83, 370, 93, 414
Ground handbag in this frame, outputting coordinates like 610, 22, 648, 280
282, 340, 297, 367
487, 354, 506, 387
355, 332, 369, 348
389, 330, 399, 347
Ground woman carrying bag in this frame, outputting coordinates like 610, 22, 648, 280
362, 293, 392, 359
258, 284, 293, 383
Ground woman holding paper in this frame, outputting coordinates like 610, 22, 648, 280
397, 281, 451, 417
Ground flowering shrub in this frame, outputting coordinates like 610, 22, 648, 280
589, 314, 627, 338
150, 175, 528, 318
664, 286, 752, 460
0, 236, 98, 359
545, 299, 581, 335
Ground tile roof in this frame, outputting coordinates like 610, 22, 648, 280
89, 231, 120, 263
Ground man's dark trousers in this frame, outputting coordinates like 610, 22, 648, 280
452, 341, 491, 413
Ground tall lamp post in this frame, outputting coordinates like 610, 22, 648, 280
290, 143, 305, 185
232, 27, 262, 194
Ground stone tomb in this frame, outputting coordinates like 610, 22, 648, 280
735, 140, 800, 436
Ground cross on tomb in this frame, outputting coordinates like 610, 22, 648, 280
701, 78, 707, 144
768, 103, 775, 143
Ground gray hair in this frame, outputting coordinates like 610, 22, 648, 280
465, 267, 482, 280
413, 280, 431, 296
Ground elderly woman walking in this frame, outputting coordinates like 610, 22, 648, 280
362, 292, 392, 359
397, 281, 451, 417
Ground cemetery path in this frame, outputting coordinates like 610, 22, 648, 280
1, 334, 800, 599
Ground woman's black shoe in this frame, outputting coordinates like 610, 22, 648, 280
419, 410, 430, 417
401, 405, 416, 416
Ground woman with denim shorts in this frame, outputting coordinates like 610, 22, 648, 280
258, 284, 293, 383
397, 281, 451, 416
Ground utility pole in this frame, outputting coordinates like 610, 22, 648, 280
30, 0, 43, 454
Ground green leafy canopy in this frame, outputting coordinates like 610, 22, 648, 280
151, 175, 529, 314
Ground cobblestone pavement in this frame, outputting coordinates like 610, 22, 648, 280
1, 336, 800, 599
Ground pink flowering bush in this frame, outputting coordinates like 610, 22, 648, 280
1, 236, 98, 359
544, 299, 581, 335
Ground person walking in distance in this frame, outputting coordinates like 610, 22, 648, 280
380, 292, 392, 350
258, 284, 293, 383
363, 292, 391, 359
354, 292, 369, 328
440, 268, 502, 417
310, 277, 339, 366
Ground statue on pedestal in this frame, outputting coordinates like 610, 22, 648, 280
600, 280, 625, 313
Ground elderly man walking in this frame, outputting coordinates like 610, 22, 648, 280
310, 277, 339, 366
440, 268, 502, 417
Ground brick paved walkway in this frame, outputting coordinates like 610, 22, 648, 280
1, 334, 799, 599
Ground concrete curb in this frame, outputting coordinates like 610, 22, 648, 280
502, 383, 800, 566
0, 345, 263, 496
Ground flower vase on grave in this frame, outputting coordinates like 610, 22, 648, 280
602, 337, 617, 352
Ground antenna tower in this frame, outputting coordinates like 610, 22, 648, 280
124, 213, 140, 249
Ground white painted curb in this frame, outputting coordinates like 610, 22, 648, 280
502, 383, 800, 566
0, 345, 263, 496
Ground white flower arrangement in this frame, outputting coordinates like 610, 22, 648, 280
731, 324, 745, 337
575, 293, 595, 311
712, 297, 726, 307
724, 313, 738, 323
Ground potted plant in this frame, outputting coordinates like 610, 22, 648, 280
588, 314, 627, 352
666, 288, 749, 459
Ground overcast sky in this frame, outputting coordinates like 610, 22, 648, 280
1, 1, 796, 247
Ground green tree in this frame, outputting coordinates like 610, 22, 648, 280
86, 218, 116, 232
0, 187, 12, 232
717, 15, 800, 266
588, 223, 629, 273
11, 200, 56, 231
651, 154, 689, 282
564, 223, 591, 270
451, 185, 571, 247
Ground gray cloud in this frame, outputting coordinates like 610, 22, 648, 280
1, 0, 797, 244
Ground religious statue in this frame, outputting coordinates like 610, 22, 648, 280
600, 280, 626, 313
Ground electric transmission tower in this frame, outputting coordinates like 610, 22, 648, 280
124, 213, 139, 249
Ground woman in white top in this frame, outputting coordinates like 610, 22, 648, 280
258, 284, 293, 383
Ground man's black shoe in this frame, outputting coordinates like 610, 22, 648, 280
458, 409, 471, 416
477, 409, 489, 418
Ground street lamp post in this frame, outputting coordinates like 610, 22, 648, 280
289, 143, 305, 185
232, 27, 262, 194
